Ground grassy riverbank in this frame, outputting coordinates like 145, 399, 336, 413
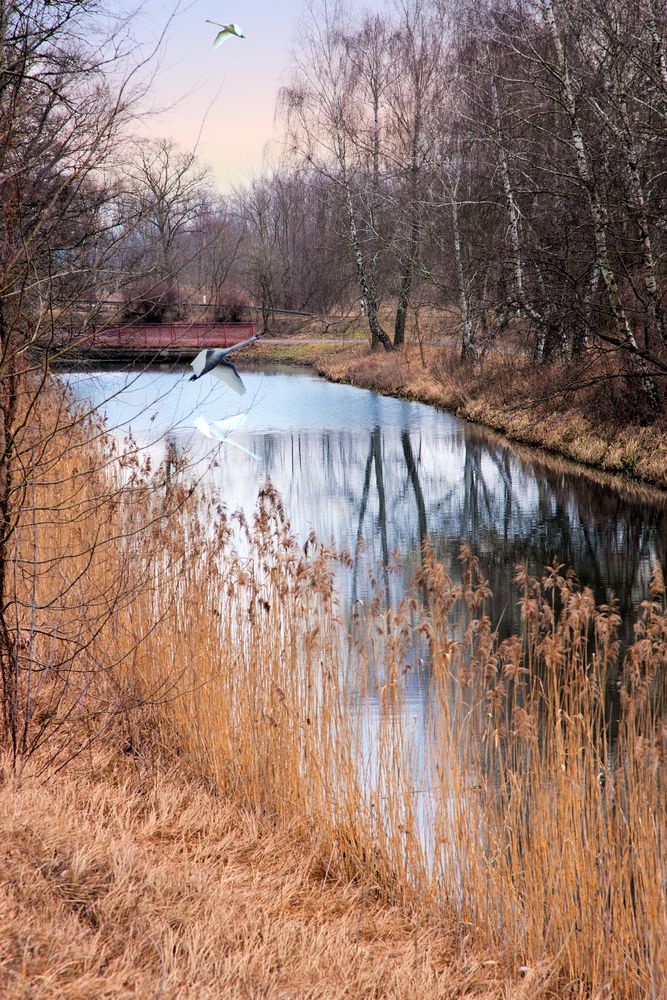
2, 385, 666, 998
0, 390, 503, 998
2, 741, 504, 998
249, 337, 667, 491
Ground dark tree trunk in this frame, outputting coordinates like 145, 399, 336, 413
394, 215, 419, 347
0, 306, 18, 745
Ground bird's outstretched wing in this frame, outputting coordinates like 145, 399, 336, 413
211, 413, 247, 434
190, 348, 224, 380
190, 348, 210, 378
206, 20, 245, 46
211, 360, 246, 396
193, 414, 257, 459
193, 415, 214, 438
190, 336, 258, 382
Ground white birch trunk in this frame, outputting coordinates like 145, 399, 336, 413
450, 178, 476, 359
544, 0, 660, 406
333, 99, 392, 351
614, 84, 665, 345
491, 77, 548, 360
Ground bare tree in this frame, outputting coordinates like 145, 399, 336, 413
435, 0, 666, 396
119, 138, 213, 318
280, 0, 394, 350
182, 195, 244, 316
386, 0, 446, 346
0, 0, 178, 758
236, 176, 279, 333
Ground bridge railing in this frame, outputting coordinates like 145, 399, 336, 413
78, 322, 255, 351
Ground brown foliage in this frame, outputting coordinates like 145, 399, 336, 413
0, 744, 504, 999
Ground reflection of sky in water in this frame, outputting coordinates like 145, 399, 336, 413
67, 362, 453, 434
66, 362, 667, 638
66, 361, 667, 844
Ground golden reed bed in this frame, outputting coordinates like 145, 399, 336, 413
1, 384, 665, 997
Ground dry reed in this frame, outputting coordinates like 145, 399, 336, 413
3, 383, 666, 997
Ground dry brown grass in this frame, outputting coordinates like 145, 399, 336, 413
0, 742, 508, 999
249, 338, 346, 367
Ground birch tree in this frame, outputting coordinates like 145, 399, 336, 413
542, 0, 661, 406
386, 0, 446, 346
281, 0, 394, 350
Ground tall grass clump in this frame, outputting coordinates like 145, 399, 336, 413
8, 383, 667, 997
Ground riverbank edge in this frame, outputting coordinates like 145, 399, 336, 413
248, 339, 667, 494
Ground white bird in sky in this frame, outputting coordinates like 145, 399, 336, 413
189, 333, 260, 396
206, 20, 245, 47
193, 414, 258, 460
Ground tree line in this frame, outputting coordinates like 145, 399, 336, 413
254, 0, 667, 404
11, 0, 664, 400
127, 0, 666, 407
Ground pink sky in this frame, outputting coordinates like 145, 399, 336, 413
136, 0, 300, 190
134, 0, 387, 190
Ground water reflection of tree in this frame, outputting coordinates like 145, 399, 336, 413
344, 421, 665, 655
401, 431, 429, 606
450, 431, 666, 646
401, 431, 427, 548
149, 385, 665, 657
352, 427, 390, 606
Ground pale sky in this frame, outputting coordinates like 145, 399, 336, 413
133, 0, 387, 191
134, 0, 301, 190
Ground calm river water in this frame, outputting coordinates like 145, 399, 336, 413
67, 362, 666, 643
65, 360, 667, 868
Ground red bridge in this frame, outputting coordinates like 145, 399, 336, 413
73, 322, 256, 359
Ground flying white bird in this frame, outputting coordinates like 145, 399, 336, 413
189, 333, 260, 396
193, 414, 258, 459
206, 21, 245, 47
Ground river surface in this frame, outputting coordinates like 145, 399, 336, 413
66, 361, 666, 647
64, 359, 667, 881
